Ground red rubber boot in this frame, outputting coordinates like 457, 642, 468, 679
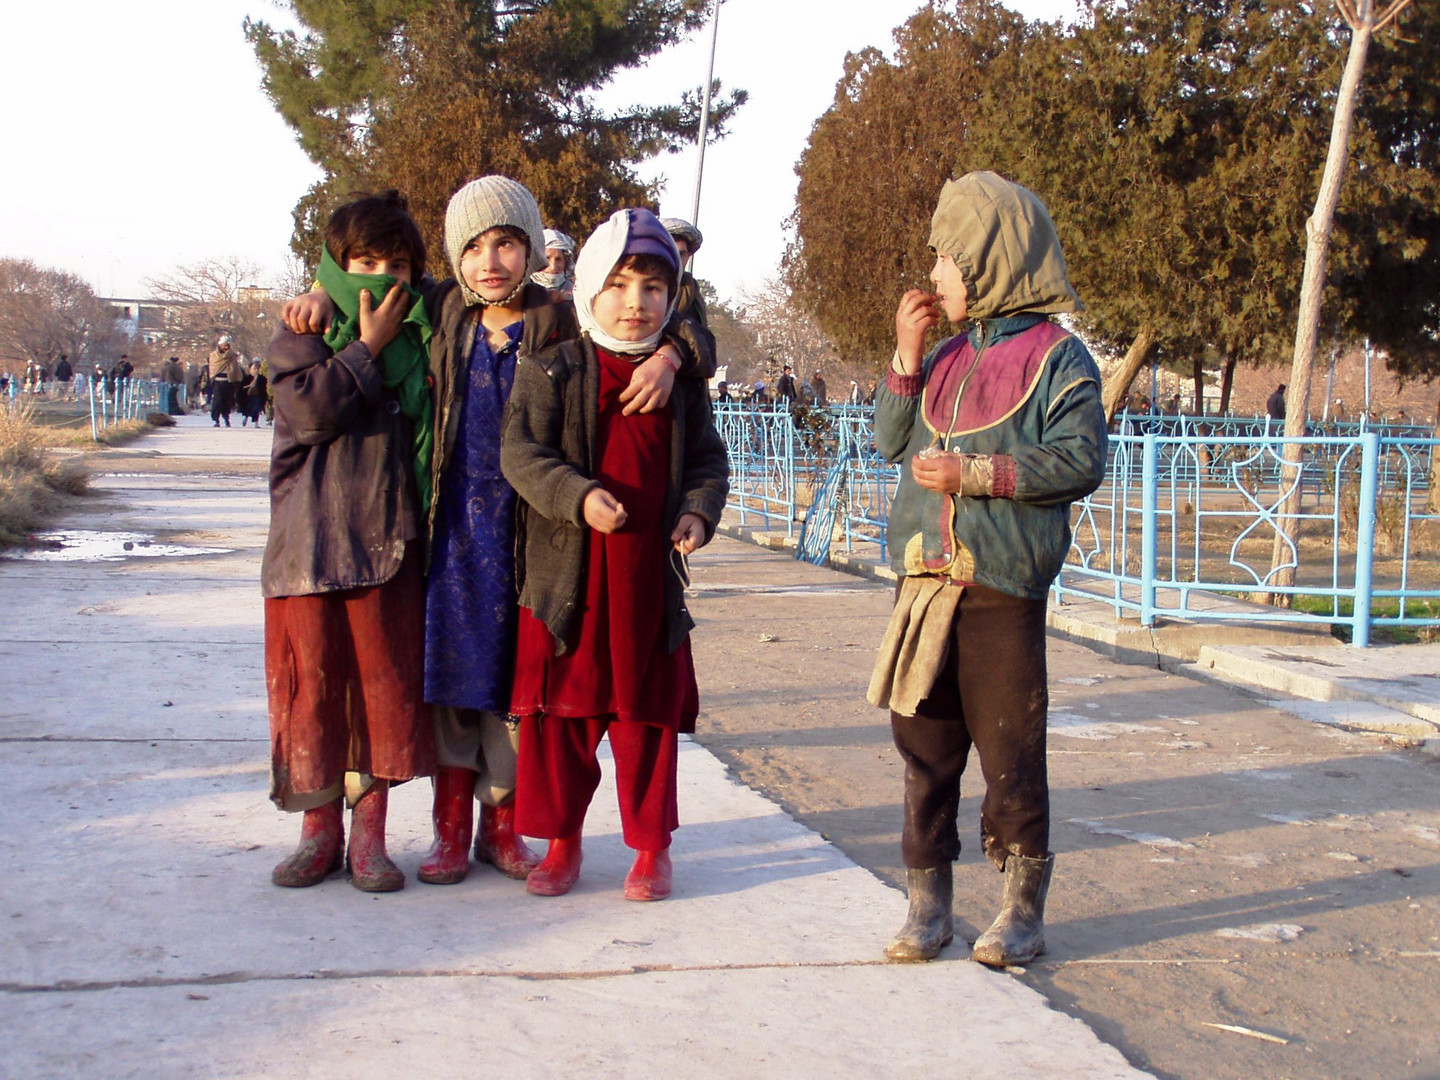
271, 798, 344, 888
476, 800, 541, 880
417, 768, 476, 885
526, 834, 583, 896
623, 848, 673, 901
347, 781, 404, 892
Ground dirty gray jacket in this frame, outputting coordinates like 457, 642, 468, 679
260, 328, 418, 598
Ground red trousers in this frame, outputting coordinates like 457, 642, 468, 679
264, 547, 434, 810
515, 715, 679, 851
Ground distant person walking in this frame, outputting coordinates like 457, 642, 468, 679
160, 356, 185, 414
811, 370, 828, 407
184, 359, 202, 409
53, 355, 73, 398
775, 364, 797, 404
244, 360, 268, 426
1266, 383, 1286, 423
208, 335, 244, 426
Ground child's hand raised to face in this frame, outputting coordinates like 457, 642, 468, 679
583, 487, 628, 533
670, 513, 706, 555
357, 284, 414, 357
895, 289, 939, 374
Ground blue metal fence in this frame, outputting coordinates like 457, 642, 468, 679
716, 402, 1440, 645
80, 375, 162, 438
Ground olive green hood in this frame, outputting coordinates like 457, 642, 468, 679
927, 171, 1083, 320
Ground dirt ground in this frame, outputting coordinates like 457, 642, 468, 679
687, 535, 1440, 1080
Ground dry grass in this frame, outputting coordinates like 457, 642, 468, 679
0, 405, 93, 548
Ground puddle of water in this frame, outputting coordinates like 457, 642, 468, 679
4, 530, 232, 562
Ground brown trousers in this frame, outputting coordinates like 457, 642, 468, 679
890, 582, 1050, 870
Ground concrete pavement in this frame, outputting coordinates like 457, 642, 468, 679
721, 521, 1440, 754
0, 414, 1148, 1080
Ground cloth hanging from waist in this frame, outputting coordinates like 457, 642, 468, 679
867, 575, 963, 716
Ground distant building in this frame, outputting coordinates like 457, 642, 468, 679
101, 296, 200, 347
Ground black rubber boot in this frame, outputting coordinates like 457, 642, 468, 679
884, 865, 954, 962
972, 853, 1053, 967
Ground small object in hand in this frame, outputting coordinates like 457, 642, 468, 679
916, 443, 949, 460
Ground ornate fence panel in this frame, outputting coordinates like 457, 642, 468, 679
718, 402, 1440, 646
713, 402, 798, 534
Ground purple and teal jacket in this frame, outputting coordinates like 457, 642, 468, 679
874, 313, 1108, 600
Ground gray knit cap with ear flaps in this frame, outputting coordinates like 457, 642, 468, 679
444, 176, 547, 307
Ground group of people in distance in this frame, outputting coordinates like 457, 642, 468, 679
260, 169, 1107, 968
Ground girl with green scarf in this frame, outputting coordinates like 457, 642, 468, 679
260, 190, 438, 895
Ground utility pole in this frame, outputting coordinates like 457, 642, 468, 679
689, 0, 723, 231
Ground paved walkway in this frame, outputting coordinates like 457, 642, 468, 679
721, 521, 1440, 754
0, 415, 1147, 1079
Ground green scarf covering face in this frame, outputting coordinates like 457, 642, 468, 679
317, 247, 435, 516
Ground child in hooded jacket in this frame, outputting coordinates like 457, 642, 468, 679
869, 172, 1107, 965
500, 209, 729, 901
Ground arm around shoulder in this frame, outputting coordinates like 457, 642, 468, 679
660, 311, 718, 382
266, 328, 381, 446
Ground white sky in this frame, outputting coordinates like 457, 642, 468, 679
0, 0, 1077, 305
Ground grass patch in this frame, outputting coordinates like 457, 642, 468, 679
1287, 593, 1440, 644
0, 405, 92, 548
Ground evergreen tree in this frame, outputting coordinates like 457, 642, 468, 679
786, 1, 1031, 365
246, 1, 745, 268
788, 0, 1440, 388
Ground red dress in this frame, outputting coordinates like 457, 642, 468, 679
509, 346, 699, 729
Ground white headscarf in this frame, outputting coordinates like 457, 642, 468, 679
572, 209, 681, 355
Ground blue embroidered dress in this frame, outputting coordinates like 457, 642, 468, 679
424, 320, 523, 710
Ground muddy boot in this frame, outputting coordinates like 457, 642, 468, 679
417, 768, 476, 885
972, 853, 1053, 967
347, 782, 404, 893
271, 799, 344, 888
526, 834, 583, 897
623, 848, 673, 901
475, 800, 541, 880
884, 865, 954, 962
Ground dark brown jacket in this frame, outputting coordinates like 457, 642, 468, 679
422, 279, 718, 561
500, 335, 730, 655
260, 328, 418, 598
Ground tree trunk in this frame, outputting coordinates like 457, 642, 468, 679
1102, 324, 1156, 423
1218, 357, 1237, 414
1263, 7, 1378, 607
1191, 357, 1204, 416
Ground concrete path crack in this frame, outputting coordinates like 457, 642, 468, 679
1, 958, 892, 996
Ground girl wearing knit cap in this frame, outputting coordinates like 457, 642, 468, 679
500, 208, 729, 900
282, 178, 713, 888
